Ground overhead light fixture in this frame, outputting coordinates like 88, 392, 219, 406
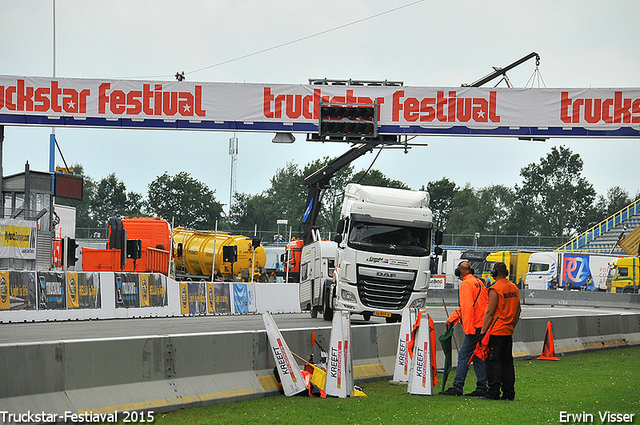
272, 132, 296, 143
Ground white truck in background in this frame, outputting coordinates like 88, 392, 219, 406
299, 238, 337, 318
526, 251, 619, 291
441, 249, 462, 289
315, 183, 442, 322
439, 249, 489, 289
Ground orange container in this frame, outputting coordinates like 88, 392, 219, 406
82, 217, 171, 274
82, 248, 121, 271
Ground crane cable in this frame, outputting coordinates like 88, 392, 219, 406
131, 0, 425, 80
355, 146, 384, 184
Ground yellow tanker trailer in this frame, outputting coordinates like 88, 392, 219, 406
173, 227, 266, 281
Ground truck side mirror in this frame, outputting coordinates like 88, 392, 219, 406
434, 246, 443, 256
176, 243, 183, 258
334, 234, 343, 244
435, 230, 443, 246
336, 219, 345, 234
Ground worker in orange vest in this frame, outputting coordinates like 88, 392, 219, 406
439, 261, 489, 397
481, 261, 521, 400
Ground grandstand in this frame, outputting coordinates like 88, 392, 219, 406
556, 198, 640, 255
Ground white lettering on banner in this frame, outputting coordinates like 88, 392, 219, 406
422, 341, 429, 387
337, 340, 343, 389
404, 335, 410, 374
1, 76, 640, 135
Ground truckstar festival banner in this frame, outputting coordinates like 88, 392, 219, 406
1, 75, 639, 138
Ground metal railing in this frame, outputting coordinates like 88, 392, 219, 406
556, 198, 640, 252
76, 227, 570, 250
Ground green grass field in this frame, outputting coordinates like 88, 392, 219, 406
152, 347, 639, 425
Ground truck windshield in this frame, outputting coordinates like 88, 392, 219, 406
347, 222, 431, 257
484, 261, 497, 274
529, 263, 549, 272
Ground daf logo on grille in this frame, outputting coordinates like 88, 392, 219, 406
376, 271, 396, 278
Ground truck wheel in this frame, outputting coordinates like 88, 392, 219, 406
323, 288, 334, 321
385, 315, 401, 323
362, 313, 371, 321
623, 287, 635, 294
310, 305, 319, 318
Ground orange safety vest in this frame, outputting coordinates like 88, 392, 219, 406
489, 278, 520, 336
448, 274, 488, 335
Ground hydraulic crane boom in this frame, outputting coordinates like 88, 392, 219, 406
300, 143, 375, 245
463, 52, 540, 87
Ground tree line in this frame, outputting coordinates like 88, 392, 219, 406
59, 146, 638, 245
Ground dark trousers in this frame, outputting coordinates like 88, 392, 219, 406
486, 335, 515, 400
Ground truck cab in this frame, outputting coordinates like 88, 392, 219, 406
299, 240, 337, 318
607, 257, 639, 293
483, 251, 532, 288
526, 252, 558, 290
329, 184, 435, 322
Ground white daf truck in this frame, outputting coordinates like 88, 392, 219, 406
312, 183, 441, 322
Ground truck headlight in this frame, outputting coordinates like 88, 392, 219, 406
341, 289, 356, 302
409, 298, 426, 309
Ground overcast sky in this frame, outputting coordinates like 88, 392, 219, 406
1, 0, 639, 214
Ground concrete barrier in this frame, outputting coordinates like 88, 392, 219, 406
520, 289, 640, 310
1, 311, 639, 418
427, 288, 640, 310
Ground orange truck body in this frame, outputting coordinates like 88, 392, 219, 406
82, 217, 171, 275
283, 239, 305, 281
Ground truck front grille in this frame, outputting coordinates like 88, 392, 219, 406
356, 266, 416, 310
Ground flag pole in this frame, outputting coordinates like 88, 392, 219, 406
442, 299, 459, 352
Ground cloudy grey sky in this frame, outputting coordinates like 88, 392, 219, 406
1, 0, 639, 213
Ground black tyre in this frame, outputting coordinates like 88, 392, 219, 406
310, 305, 318, 318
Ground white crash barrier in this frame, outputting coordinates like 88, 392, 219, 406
262, 311, 308, 396
324, 311, 354, 398
407, 312, 435, 396
392, 307, 417, 383
0, 271, 301, 323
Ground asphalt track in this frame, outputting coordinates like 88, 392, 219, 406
1, 305, 633, 344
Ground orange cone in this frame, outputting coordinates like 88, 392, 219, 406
538, 320, 559, 361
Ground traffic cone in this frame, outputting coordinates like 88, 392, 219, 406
537, 320, 559, 361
